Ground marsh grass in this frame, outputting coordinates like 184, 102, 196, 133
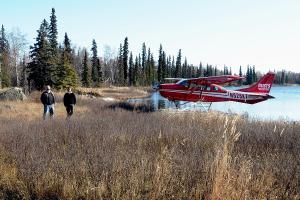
0, 93, 299, 199
75, 87, 149, 100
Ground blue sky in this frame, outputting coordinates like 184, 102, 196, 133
1, 0, 300, 73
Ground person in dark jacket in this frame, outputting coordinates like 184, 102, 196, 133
63, 88, 76, 118
40, 85, 55, 119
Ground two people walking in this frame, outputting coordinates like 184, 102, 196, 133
40, 85, 76, 119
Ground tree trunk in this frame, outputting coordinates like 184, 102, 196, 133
15, 62, 19, 87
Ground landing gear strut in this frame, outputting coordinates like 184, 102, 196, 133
172, 101, 212, 112
198, 102, 212, 112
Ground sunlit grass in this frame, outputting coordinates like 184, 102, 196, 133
0, 91, 299, 199
75, 86, 150, 100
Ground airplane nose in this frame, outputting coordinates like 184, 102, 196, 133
157, 84, 162, 91
267, 95, 275, 99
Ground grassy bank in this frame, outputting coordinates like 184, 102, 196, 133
0, 92, 299, 199
75, 87, 150, 100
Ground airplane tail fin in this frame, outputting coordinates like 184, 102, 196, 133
238, 72, 275, 94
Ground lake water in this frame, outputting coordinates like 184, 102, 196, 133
128, 86, 300, 121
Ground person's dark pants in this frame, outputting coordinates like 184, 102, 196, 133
66, 104, 74, 117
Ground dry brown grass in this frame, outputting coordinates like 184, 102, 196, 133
75, 87, 150, 100
0, 92, 299, 199
0, 93, 90, 122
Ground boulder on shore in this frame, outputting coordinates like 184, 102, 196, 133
0, 87, 27, 101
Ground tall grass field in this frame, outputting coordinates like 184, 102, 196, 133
0, 91, 299, 199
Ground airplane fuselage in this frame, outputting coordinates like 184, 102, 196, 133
159, 83, 273, 104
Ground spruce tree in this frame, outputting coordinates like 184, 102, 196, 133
196, 67, 200, 77
138, 54, 141, 85
81, 50, 90, 87
165, 55, 169, 79
55, 33, 77, 89
49, 8, 58, 56
188, 65, 193, 77
27, 19, 53, 90
0, 25, 9, 56
146, 48, 151, 85
281, 70, 285, 85
128, 52, 133, 86
223, 65, 228, 75
117, 44, 123, 85
167, 55, 172, 78
250, 67, 253, 84
91, 39, 99, 84
205, 64, 209, 77
97, 58, 102, 83
238, 66, 243, 85
63, 33, 72, 63
246, 66, 250, 85
285, 72, 289, 84
192, 65, 197, 77
150, 53, 155, 83
62, 60, 77, 88
199, 62, 203, 77
182, 57, 188, 78
249, 66, 253, 84
171, 56, 175, 77
133, 56, 138, 86
0, 25, 10, 87
161, 51, 167, 81
252, 66, 257, 82
48, 8, 59, 87
123, 37, 129, 85
175, 49, 182, 77
55, 50, 64, 88
157, 44, 163, 82
141, 43, 147, 85
187, 64, 192, 77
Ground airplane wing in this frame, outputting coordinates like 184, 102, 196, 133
164, 78, 183, 81
185, 75, 244, 85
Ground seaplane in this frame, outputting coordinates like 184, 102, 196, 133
157, 72, 275, 110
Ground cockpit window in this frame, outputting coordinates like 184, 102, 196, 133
177, 79, 189, 87
213, 85, 226, 92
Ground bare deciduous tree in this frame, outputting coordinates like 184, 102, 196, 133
103, 45, 117, 85
8, 28, 27, 87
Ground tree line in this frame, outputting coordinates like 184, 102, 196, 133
1, 8, 300, 90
